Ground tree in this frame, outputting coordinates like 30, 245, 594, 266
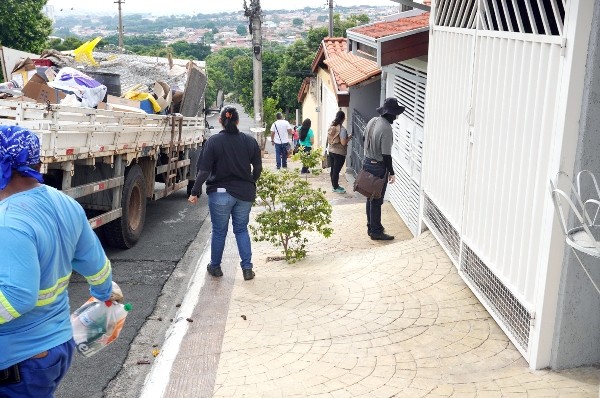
205, 47, 250, 105
0, 0, 52, 54
232, 55, 253, 112
262, 97, 282, 136
272, 40, 313, 112
47, 36, 84, 51
169, 41, 211, 60
236, 24, 248, 36
251, 169, 333, 263
306, 13, 370, 52
203, 31, 215, 44
292, 18, 303, 27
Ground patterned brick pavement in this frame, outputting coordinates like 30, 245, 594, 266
208, 154, 599, 397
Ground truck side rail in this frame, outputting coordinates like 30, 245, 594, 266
0, 100, 204, 163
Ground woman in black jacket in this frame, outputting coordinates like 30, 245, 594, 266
188, 106, 262, 280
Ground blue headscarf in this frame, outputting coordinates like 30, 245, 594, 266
0, 126, 44, 190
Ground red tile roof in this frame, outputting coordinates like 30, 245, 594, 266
352, 13, 429, 39
310, 37, 380, 94
324, 52, 380, 92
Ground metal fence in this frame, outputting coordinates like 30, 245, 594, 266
349, 110, 368, 176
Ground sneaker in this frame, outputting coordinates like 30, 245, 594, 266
243, 269, 255, 281
370, 233, 394, 241
207, 264, 223, 277
333, 187, 346, 194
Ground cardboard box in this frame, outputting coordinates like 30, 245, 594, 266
10, 69, 37, 87
22, 81, 66, 104
153, 81, 172, 111
106, 94, 140, 108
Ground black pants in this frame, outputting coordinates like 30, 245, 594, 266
363, 160, 388, 235
301, 146, 312, 173
329, 152, 346, 189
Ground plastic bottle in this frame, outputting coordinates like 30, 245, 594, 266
71, 300, 132, 357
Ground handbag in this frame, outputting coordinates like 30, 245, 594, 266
353, 169, 387, 199
321, 150, 330, 169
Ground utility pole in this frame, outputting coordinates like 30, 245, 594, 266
115, 0, 124, 50
244, 0, 265, 149
328, 0, 334, 37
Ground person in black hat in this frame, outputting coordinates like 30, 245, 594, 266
362, 97, 405, 240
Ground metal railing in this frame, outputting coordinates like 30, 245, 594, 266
349, 110, 368, 176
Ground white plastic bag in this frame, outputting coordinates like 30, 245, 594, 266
70, 298, 131, 357
48, 67, 107, 108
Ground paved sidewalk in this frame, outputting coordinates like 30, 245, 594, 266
145, 150, 600, 397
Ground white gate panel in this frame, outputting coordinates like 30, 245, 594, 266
463, 33, 563, 308
388, 64, 427, 236
422, 28, 476, 259
390, 114, 420, 235
321, 86, 338, 148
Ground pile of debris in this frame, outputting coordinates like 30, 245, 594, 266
0, 45, 207, 117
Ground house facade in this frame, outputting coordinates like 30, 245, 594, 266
348, 10, 430, 236
298, 38, 381, 157
420, 0, 599, 369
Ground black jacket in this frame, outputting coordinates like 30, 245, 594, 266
191, 130, 262, 202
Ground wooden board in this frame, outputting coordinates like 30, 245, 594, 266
179, 63, 207, 117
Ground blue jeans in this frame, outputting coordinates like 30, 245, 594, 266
0, 339, 75, 398
274, 143, 288, 169
208, 191, 253, 270
363, 160, 388, 235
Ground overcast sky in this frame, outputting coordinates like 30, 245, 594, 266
47, 0, 399, 16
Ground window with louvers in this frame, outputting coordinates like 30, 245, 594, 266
434, 0, 566, 36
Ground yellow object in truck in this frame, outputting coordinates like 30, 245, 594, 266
122, 91, 161, 113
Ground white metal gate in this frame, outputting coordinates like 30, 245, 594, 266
388, 63, 427, 236
422, 0, 567, 360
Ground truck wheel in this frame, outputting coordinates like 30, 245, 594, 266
104, 164, 147, 249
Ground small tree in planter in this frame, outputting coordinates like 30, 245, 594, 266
292, 146, 325, 178
251, 169, 333, 262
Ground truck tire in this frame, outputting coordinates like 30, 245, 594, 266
104, 164, 147, 249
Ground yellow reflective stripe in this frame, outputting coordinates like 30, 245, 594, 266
36, 273, 71, 306
0, 291, 20, 324
86, 259, 111, 286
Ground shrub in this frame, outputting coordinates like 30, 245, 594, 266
251, 169, 333, 262
292, 146, 325, 176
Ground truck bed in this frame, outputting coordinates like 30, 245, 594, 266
0, 99, 204, 163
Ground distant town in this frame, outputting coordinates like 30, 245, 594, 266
46, 5, 401, 50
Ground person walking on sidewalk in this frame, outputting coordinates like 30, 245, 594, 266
297, 118, 314, 174
270, 112, 292, 170
0, 126, 114, 397
327, 111, 351, 193
189, 106, 263, 281
364, 97, 404, 241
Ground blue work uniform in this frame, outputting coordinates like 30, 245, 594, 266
0, 185, 112, 397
